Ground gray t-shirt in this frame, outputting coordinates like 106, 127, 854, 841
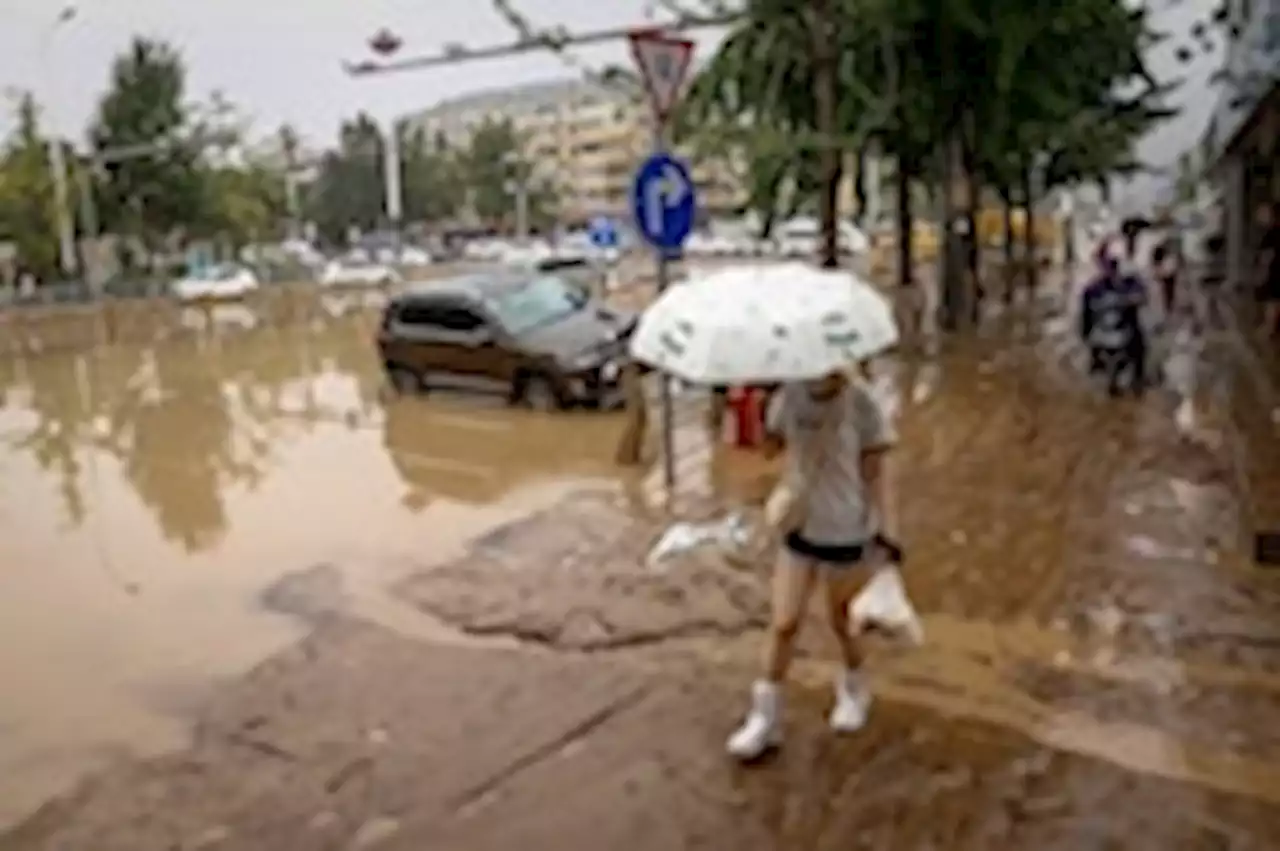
766, 380, 895, 545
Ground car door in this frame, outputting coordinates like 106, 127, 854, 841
434, 303, 520, 387
384, 301, 450, 376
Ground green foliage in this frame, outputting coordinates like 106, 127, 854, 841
303, 113, 387, 245
0, 92, 61, 280
399, 124, 464, 224
675, 0, 1173, 225
453, 117, 557, 229
89, 37, 207, 249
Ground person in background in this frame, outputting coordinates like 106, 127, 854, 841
1151, 238, 1181, 318
726, 364, 901, 761
1255, 202, 1280, 337
1081, 238, 1148, 395
1200, 232, 1227, 330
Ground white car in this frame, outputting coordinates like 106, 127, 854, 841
462, 239, 510, 262
172, 264, 260, 302
684, 233, 725, 257
319, 257, 401, 287
398, 245, 433, 267
773, 217, 870, 258
497, 240, 554, 267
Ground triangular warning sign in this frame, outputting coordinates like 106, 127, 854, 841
628, 28, 695, 125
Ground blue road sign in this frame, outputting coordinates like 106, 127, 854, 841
588, 215, 618, 249
630, 153, 696, 251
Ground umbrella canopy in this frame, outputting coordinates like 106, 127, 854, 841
629, 263, 898, 385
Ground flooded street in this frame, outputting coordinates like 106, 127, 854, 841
0, 305, 631, 827
4, 290, 1280, 848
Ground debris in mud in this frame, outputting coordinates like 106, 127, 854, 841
259, 563, 347, 624
645, 512, 752, 568
396, 494, 768, 650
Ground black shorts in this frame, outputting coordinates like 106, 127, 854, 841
783, 531, 867, 566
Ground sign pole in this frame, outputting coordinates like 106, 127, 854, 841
627, 27, 696, 496
654, 125, 677, 493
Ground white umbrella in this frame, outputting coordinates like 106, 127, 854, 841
629, 263, 897, 384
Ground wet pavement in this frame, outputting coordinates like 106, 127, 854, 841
4, 288, 1280, 847
0, 303, 634, 827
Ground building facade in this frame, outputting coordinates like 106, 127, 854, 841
404, 78, 745, 227
1204, 0, 1280, 286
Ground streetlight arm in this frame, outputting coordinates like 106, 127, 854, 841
343, 13, 736, 76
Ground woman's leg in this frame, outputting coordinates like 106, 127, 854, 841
823, 566, 874, 732
763, 550, 817, 680
727, 550, 816, 759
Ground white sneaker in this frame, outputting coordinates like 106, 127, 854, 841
829, 669, 872, 733
726, 680, 781, 760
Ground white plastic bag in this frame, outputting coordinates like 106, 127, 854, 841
849, 567, 924, 645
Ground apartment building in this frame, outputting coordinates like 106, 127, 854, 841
1203, 0, 1280, 286
403, 78, 746, 226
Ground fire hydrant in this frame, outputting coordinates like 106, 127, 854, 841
725, 387, 766, 448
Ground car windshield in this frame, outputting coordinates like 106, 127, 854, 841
489, 276, 586, 335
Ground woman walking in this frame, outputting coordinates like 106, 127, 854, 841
726, 366, 900, 760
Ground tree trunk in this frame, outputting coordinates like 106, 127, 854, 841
811, 0, 840, 268
896, 156, 913, 289
1001, 188, 1016, 303
961, 127, 980, 321
853, 147, 868, 226
939, 134, 964, 331
1020, 160, 1038, 294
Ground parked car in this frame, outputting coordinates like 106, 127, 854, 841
377, 271, 636, 409
171, 263, 260, 302
320, 255, 402, 287
773, 217, 870, 258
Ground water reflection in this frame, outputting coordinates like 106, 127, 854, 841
7, 355, 91, 526
94, 344, 246, 552
382, 397, 625, 507
0, 305, 393, 551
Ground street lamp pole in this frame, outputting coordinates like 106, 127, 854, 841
40, 5, 79, 280
502, 153, 530, 241
367, 28, 406, 251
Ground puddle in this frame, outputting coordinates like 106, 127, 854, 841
0, 313, 630, 827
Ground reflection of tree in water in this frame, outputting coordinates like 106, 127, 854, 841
223, 305, 382, 435
97, 341, 264, 552
11, 354, 91, 525
0, 357, 17, 409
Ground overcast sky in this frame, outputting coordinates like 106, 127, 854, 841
0, 0, 684, 145
2, 0, 1219, 208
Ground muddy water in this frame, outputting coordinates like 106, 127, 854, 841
0, 313, 628, 827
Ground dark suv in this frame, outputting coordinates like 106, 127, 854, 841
377, 272, 636, 409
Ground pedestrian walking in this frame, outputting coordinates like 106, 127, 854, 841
1081, 238, 1149, 396
725, 365, 902, 760
625, 262, 911, 762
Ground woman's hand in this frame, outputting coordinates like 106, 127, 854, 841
872, 533, 904, 565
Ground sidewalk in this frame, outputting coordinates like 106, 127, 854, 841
8, 317, 1280, 850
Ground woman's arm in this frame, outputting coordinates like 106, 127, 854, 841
860, 446, 896, 539
850, 379, 899, 542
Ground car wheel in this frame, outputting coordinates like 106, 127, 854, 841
517, 373, 562, 411
386, 364, 422, 395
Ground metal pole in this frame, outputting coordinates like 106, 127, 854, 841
40, 7, 80, 279
343, 14, 736, 77
515, 181, 530, 241
654, 122, 675, 492
382, 119, 404, 247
